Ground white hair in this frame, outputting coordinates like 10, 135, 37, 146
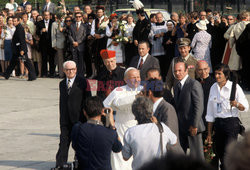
124, 67, 138, 78
63, 60, 76, 69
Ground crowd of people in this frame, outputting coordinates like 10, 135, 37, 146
0, 0, 250, 170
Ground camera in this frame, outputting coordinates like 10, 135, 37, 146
104, 108, 111, 127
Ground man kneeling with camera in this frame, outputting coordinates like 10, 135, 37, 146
71, 96, 122, 170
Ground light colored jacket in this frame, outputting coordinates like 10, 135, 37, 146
51, 21, 65, 49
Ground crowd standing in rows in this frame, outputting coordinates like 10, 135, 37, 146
0, 0, 250, 170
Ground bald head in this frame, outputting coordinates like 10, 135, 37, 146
196, 60, 210, 79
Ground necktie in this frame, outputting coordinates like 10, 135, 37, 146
175, 82, 182, 101
77, 23, 80, 31
67, 79, 71, 94
138, 59, 143, 69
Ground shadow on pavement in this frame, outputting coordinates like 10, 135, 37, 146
28, 133, 59, 138
0, 160, 55, 169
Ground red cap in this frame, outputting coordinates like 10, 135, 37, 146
100, 49, 116, 59
110, 13, 118, 20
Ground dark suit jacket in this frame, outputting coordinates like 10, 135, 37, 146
36, 19, 53, 48
154, 99, 179, 137
129, 54, 160, 81
68, 22, 87, 52
11, 24, 27, 57
42, 2, 56, 14
59, 75, 91, 126
174, 76, 205, 135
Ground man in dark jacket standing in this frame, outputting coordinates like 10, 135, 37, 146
53, 60, 91, 169
4, 16, 36, 81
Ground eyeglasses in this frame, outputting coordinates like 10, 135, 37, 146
65, 68, 76, 72
65, 20, 71, 22
75, 16, 82, 18
228, 18, 234, 20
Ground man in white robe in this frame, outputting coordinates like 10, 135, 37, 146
103, 67, 143, 170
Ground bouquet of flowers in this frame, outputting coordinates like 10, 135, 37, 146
97, 16, 109, 34
112, 21, 130, 44
204, 139, 216, 162
0, 25, 7, 49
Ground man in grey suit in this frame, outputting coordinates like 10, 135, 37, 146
51, 17, 65, 78
68, 12, 87, 76
42, 0, 56, 14
173, 58, 205, 160
144, 78, 184, 154
129, 41, 160, 81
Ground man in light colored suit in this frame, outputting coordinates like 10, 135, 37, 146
51, 17, 65, 78
173, 58, 205, 160
42, 0, 56, 14
68, 12, 87, 76
129, 41, 160, 81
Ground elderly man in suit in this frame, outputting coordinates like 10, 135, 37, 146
166, 38, 197, 90
36, 11, 55, 77
68, 12, 87, 77
53, 60, 91, 169
51, 16, 65, 78
173, 58, 205, 160
42, 0, 56, 14
129, 41, 160, 81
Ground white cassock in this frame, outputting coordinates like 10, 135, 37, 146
103, 84, 143, 170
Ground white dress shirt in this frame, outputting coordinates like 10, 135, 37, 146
137, 53, 149, 69
153, 97, 164, 113
179, 74, 189, 89
1, 26, 16, 40
66, 76, 76, 88
44, 19, 49, 31
122, 122, 177, 170
206, 80, 249, 122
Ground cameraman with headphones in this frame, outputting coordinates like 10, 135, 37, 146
71, 96, 122, 170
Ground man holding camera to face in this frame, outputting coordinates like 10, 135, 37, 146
71, 96, 122, 170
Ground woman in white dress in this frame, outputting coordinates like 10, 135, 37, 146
191, 20, 212, 72
106, 13, 124, 65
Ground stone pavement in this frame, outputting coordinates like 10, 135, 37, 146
0, 77, 250, 170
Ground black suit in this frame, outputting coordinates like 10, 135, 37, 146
174, 76, 205, 160
129, 54, 160, 81
56, 75, 91, 167
36, 19, 55, 77
4, 24, 36, 80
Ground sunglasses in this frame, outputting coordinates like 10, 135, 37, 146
65, 20, 71, 22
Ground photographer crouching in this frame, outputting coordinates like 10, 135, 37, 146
71, 96, 122, 170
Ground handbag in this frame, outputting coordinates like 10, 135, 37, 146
238, 118, 245, 136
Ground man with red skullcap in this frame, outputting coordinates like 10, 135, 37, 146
96, 49, 125, 100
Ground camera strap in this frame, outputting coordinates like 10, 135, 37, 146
155, 122, 164, 157
87, 119, 104, 126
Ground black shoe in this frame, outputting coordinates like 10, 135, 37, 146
27, 77, 36, 81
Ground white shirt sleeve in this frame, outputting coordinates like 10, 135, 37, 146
162, 124, 177, 145
236, 84, 249, 112
206, 85, 216, 122
106, 25, 111, 37
122, 129, 132, 159
90, 20, 95, 36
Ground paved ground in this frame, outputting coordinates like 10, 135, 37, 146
0, 77, 250, 170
